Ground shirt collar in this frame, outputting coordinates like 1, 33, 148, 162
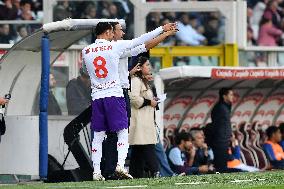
95, 39, 109, 43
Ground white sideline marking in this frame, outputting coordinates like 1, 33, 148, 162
175, 182, 209, 185
230, 178, 266, 183
106, 185, 148, 188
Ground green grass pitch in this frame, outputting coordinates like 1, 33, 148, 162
1, 170, 284, 189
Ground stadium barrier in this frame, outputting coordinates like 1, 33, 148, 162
150, 44, 239, 68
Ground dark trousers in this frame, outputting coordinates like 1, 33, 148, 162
101, 88, 130, 177
123, 88, 131, 126
129, 144, 159, 178
101, 132, 118, 177
212, 144, 229, 173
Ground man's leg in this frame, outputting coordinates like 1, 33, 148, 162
144, 144, 159, 177
123, 88, 131, 127
102, 132, 118, 178
212, 145, 229, 173
117, 128, 129, 168
129, 145, 145, 178
92, 131, 106, 175
155, 141, 174, 177
104, 97, 132, 179
91, 99, 107, 180
100, 89, 129, 179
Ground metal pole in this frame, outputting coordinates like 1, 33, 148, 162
39, 34, 50, 180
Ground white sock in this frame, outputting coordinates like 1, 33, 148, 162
116, 128, 129, 168
92, 131, 106, 174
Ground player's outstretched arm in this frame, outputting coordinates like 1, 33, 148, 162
120, 44, 147, 59
117, 23, 177, 51
120, 28, 178, 59
145, 29, 178, 50
129, 22, 177, 48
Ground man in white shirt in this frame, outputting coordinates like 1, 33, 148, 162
82, 22, 177, 181
102, 21, 177, 179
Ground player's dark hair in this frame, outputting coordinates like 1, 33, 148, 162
111, 22, 119, 31
95, 22, 113, 36
266, 126, 279, 139
175, 132, 192, 145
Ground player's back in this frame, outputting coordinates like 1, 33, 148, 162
82, 39, 123, 100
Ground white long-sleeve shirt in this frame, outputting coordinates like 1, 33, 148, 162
117, 26, 164, 89
82, 27, 163, 100
119, 44, 147, 89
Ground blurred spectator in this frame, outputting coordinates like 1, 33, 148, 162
227, 134, 259, 172
280, 123, 284, 150
147, 12, 163, 32
203, 16, 220, 45
129, 57, 159, 178
251, 0, 269, 39
12, 0, 20, 9
163, 12, 176, 21
108, 3, 119, 19
53, 0, 72, 21
97, 1, 111, 18
13, 25, 28, 43
81, 4, 97, 19
19, 0, 35, 20
66, 68, 91, 115
168, 132, 208, 175
258, 16, 283, 46
190, 129, 210, 169
176, 13, 206, 46
247, 26, 257, 46
263, 0, 282, 29
34, 73, 62, 115
263, 126, 284, 169
0, 24, 12, 44
211, 87, 234, 173
0, 0, 18, 20
47, 73, 62, 115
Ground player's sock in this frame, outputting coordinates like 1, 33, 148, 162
116, 128, 129, 167
92, 131, 106, 174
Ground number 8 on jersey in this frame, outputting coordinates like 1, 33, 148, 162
93, 56, 108, 78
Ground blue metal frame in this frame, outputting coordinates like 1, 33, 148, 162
39, 34, 50, 180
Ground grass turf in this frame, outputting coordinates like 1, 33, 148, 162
1, 170, 284, 189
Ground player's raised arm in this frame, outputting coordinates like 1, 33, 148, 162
115, 22, 177, 53
145, 28, 178, 50
120, 44, 147, 59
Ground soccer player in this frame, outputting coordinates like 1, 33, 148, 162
82, 22, 177, 181
101, 21, 177, 179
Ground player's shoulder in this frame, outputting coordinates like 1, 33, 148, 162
112, 40, 131, 46
82, 44, 92, 53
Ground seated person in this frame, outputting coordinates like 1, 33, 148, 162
279, 123, 284, 150
34, 73, 62, 115
227, 135, 259, 172
263, 126, 284, 169
66, 68, 91, 115
168, 132, 208, 175
190, 129, 210, 169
